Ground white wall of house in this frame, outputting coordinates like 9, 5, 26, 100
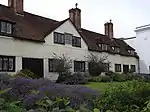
135, 25, 150, 74
0, 20, 88, 80
89, 51, 139, 73
44, 20, 89, 80
0, 20, 139, 80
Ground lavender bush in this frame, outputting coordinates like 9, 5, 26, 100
1, 76, 99, 109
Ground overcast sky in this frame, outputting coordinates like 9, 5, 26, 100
0, 0, 149, 38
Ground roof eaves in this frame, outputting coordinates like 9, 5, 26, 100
14, 35, 45, 42
88, 48, 139, 58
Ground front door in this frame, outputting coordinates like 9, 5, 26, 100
22, 58, 44, 78
123, 65, 129, 73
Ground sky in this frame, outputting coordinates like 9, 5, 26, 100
0, 0, 150, 38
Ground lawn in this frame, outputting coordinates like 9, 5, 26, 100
85, 82, 122, 92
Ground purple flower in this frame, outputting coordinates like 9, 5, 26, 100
1, 76, 99, 109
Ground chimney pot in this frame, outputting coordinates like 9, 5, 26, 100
8, 0, 24, 15
104, 20, 114, 39
69, 3, 81, 29
110, 19, 112, 23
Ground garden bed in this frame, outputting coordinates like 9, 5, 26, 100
0, 75, 99, 110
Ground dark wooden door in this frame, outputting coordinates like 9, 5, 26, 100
123, 65, 129, 73
22, 58, 44, 78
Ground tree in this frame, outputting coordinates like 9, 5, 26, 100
52, 53, 73, 83
87, 53, 111, 76
52, 53, 72, 75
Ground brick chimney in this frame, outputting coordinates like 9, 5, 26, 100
8, 0, 24, 15
104, 20, 114, 39
69, 3, 81, 29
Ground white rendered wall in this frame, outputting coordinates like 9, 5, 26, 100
89, 51, 139, 73
135, 26, 150, 74
0, 20, 88, 80
0, 20, 139, 80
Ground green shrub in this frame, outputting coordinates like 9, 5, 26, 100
0, 73, 11, 85
125, 73, 149, 82
57, 72, 89, 84
141, 100, 150, 112
105, 71, 114, 77
15, 69, 38, 79
30, 96, 100, 112
0, 88, 24, 112
111, 73, 128, 82
94, 80, 150, 112
66, 72, 89, 85
56, 72, 71, 83
106, 72, 146, 82
100, 75, 112, 82
0, 98, 23, 112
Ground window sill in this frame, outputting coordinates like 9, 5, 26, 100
0, 70, 15, 72
74, 71, 85, 72
0, 32, 13, 37
54, 42, 65, 45
72, 45, 81, 48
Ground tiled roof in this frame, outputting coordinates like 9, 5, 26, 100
80, 28, 138, 57
0, 4, 59, 42
0, 4, 138, 58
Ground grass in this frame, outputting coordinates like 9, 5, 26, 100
85, 82, 122, 92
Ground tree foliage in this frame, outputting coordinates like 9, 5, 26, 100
87, 53, 111, 76
52, 53, 73, 75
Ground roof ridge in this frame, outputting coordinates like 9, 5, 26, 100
0, 4, 59, 23
24, 11, 59, 22
0, 4, 8, 8
81, 28, 108, 37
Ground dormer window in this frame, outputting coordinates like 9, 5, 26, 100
112, 46, 120, 53
0, 21, 12, 34
112, 46, 115, 50
128, 50, 135, 55
99, 44, 108, 51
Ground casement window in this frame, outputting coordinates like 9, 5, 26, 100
72, 36, 81, 47
74, 61, 85, 72
88, 62, 109, 72
115, 64, 121, 72
65, 33, 72, 45
130, 65, 136, 72
49, 59, 60, 72
54, 32, 65, 44
112, 47, 120, 53
123, 64, 129, 73
99, 44, 108, 51
0, 21, 12, 34
0, 56, 15, 72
